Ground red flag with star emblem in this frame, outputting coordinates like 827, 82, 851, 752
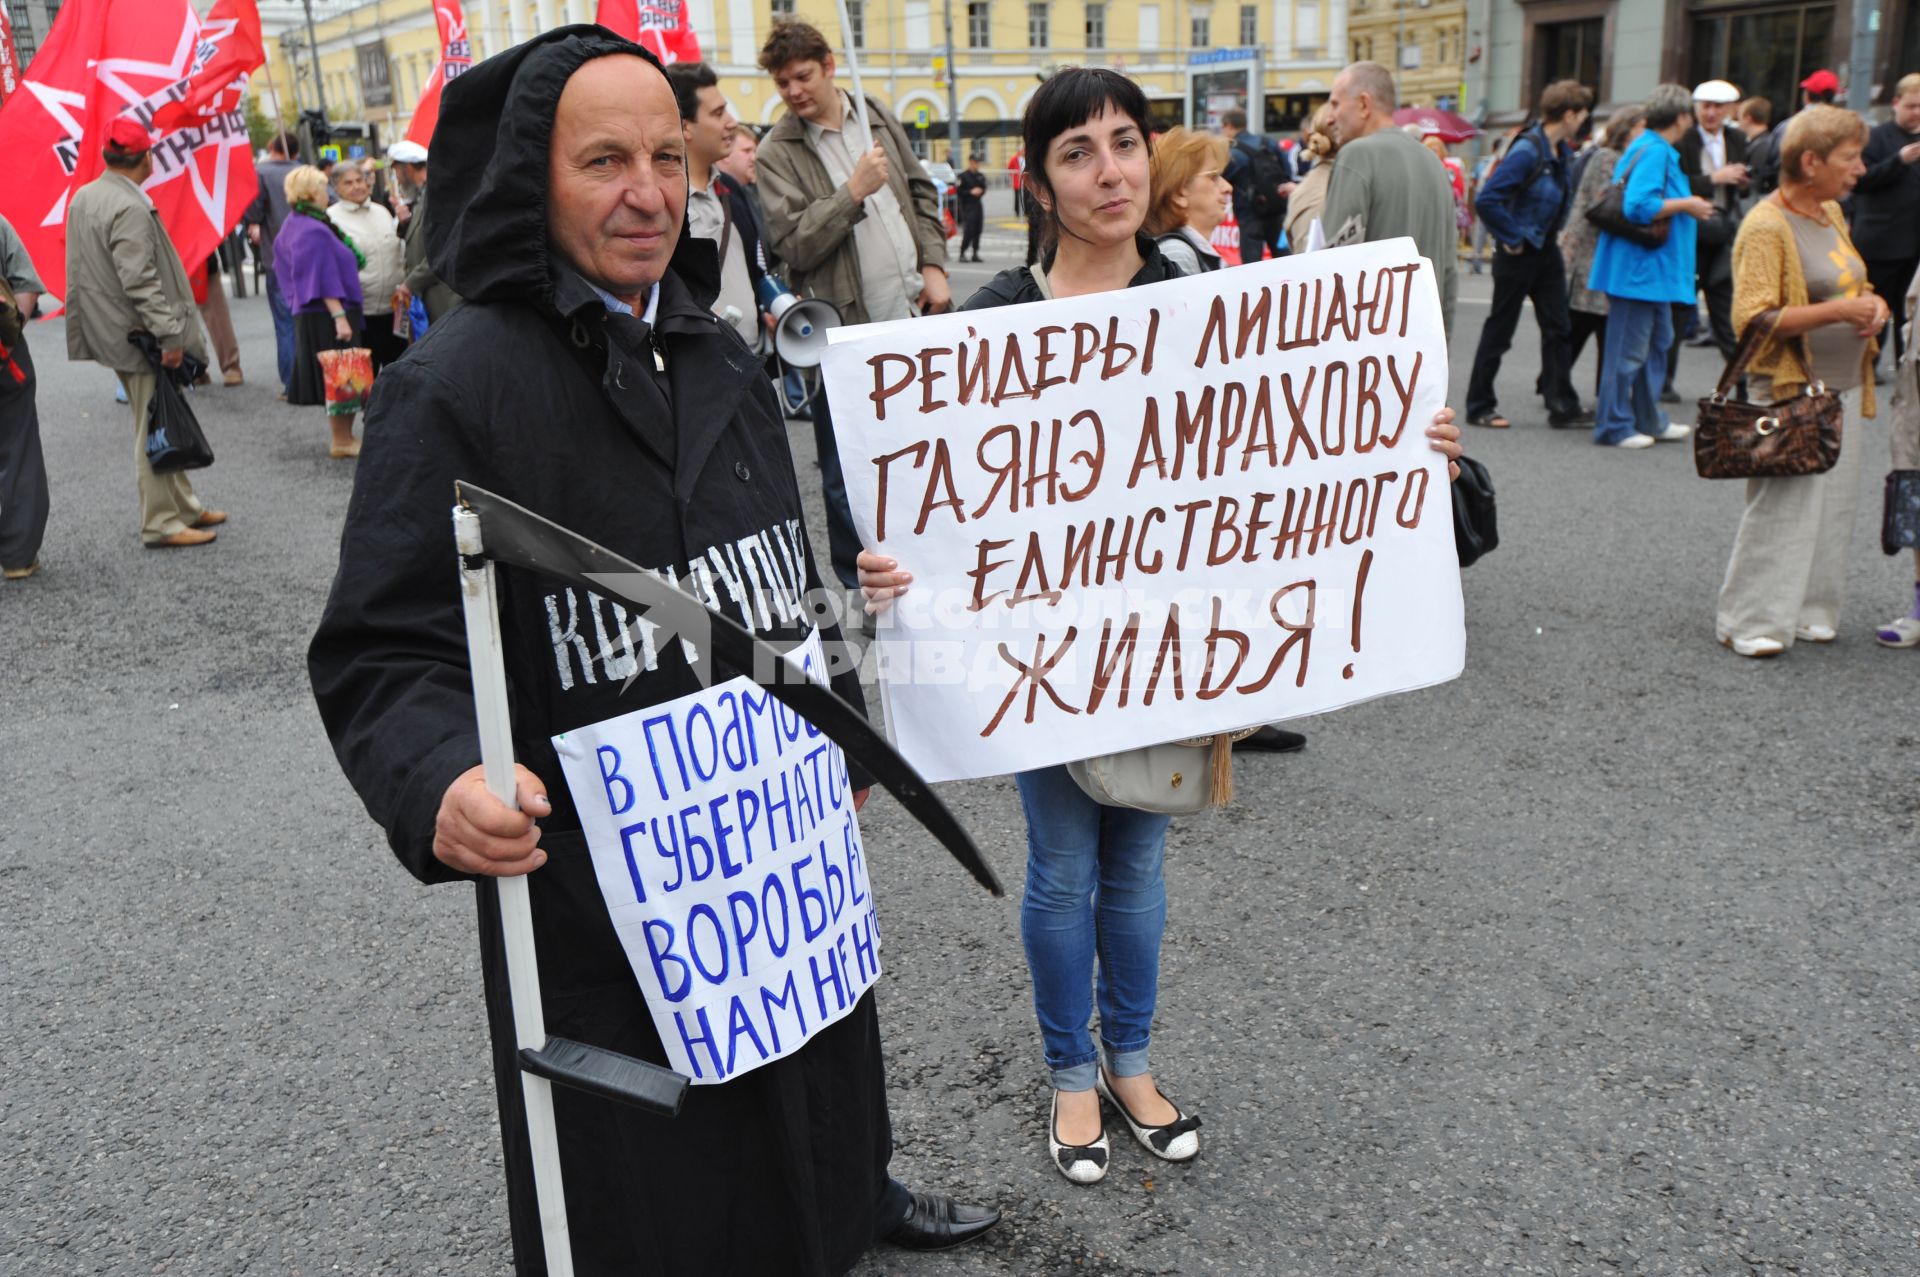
0, 5, 22, 107
0, 0, 261, 301
404, 1, 473, 148
596, 0, 702, 64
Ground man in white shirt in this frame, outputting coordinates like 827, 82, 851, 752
1671, 79, 1751, 375
667, 62, 765, 350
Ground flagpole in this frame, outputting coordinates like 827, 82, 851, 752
831, 0, 871, 144
257, 42, 291, 135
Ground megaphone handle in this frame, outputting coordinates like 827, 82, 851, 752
772, 351, 825, 415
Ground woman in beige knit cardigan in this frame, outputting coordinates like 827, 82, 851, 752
1715, 106, 1890, 658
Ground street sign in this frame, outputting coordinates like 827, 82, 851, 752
319, 143, 342, 162
916, 105, 929, 127
932, 54, 946, 87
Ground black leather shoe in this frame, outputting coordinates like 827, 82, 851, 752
1659, 388, 1682, 405
884, 1190, 1001, 1251
1547, 408, 1595, 428
1236, 725, 1306, 753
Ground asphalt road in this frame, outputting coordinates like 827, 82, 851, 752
2, 223, 1915, 1277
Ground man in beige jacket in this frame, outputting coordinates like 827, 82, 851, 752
65, 118, 223, 549
756, 19, 948, 588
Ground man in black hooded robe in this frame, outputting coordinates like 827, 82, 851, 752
308, 28, 997, 1276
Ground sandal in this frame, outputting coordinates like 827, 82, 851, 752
1096, 1072, 1201, 1163
1466, 414, 1511, 429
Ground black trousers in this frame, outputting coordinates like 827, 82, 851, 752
1866, 255, 1919, 366
1465, 243, 1579, 421
1665, 235, 1736, 394
0, 329, 48, 571
1235, 209, 1282, 262
959, 204, 983, 258
1568, 308, 1608, 396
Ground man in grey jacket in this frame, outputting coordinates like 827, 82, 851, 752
65, 118, 224, 549
1322, 61, 1459, 338
243, 131, 300, 393
756, 19, 949, 588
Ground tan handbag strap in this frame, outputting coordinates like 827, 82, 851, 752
1028, 264, 1053, 300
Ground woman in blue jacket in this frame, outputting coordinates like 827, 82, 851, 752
1588, 84, 1718, 448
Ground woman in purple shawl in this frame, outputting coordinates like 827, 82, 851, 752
274, 165, 365, 457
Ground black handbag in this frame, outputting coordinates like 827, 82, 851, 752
1584, 148, 1671, 250
1885, 471, 1920, 554
1452, 455, 1497, 567
130, 332, 215, 473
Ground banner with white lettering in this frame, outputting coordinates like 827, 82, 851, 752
819, 239, 1465, 782
552, 630, 880, 1085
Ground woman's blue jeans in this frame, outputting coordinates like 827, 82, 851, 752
1015, 765, 1173, 1092
1594, 296, 1674, 445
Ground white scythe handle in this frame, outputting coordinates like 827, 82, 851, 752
453, 505, 576, 1277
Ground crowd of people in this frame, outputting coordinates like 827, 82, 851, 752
1445, 71, 1919, 656
0, 23, 1914, 1273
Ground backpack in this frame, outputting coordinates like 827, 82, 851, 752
1236, 135, 1290, 217
1501, 126, 1555, 196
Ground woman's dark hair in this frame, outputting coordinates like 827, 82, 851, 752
1022, 67, 1153, 258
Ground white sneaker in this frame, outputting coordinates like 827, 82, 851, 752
1613, 434, 1656, 450
1654, 422, 1693, 441
1875, 616, 1920, 648
1793, 623, 1837, 643
1722, 635, 1785, 658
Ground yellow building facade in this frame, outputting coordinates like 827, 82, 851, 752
257, 0, 1411, 162
1343, 0, 1467, 111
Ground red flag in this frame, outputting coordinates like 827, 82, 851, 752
0, 0, 260, 300
1209, 209, 1244, 267
0, 5, 21, 108
596, 0, 702, 64
404, 1, 472, 148
151, 0, 265, 133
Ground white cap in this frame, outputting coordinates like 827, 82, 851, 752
1692, 80, 1741, 105
388, 139, 429, 163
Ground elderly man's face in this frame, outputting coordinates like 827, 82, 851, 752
547, 55, 687, 303
1326, 72, 1368, 145
1695, 100, 1729, 132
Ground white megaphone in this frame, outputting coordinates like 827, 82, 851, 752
757, 274, 842, 369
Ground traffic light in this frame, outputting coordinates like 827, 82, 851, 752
299, 108, 330, 156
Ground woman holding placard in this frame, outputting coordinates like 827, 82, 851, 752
857, 66, 1466, 1188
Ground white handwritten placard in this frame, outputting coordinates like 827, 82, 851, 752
820, 239, 1466, 782
552, 631, 879, 1085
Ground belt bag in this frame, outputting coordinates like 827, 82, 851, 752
1693, 308, 1843, 480
1065, 729, 1259, 814
1584, 149, 1671, 250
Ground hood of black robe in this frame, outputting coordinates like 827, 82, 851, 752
425, 24, 719, 314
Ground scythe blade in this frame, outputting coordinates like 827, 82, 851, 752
454, 480, 1002, 897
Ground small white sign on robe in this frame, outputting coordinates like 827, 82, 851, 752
553, 630, 879, 1085
819, 239, 1466, 783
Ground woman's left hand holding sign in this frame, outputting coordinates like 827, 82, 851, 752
858, 553, 913, 616
1428, 406, 1463, 481
434, 763, 554, 876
